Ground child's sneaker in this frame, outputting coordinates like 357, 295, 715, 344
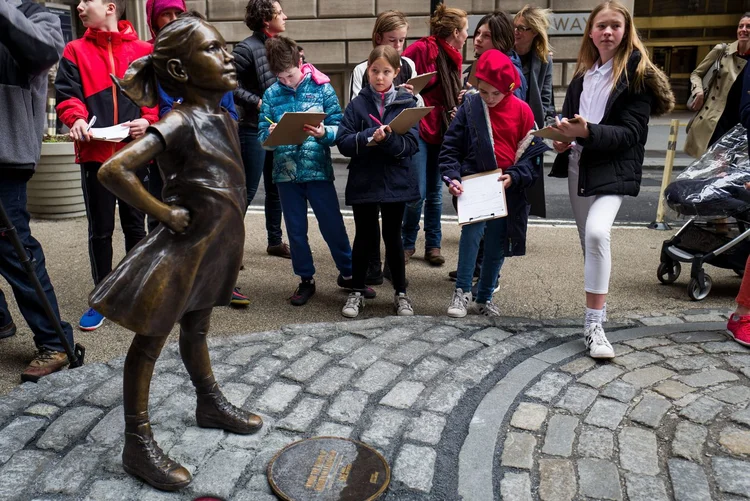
342, 292, 364, 318
727, 313, 750, 346
394, 292, 414, 316
476, 300, 501, 317
290, 280, 315, 306
79, 307, 105, 331
583, 323, 615, 359
230, 287, 250, 307
447, 288, 472, 318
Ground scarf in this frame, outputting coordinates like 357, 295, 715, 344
432, 36, 463, 131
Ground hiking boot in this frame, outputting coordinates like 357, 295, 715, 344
267, 242, 292, 259
584, 323, 615, 359
342, 292, 364, 318
447, 288, 472, 318
290, 280, 315, 306
394, 292, 414, 316
79, 307, 104, 331
196, 383, 263, 434
337, 275, 376, 298
230, 287, 250, 307
476, 300, 501, 317
0, 321, 16, 340
366, 262, 384, 285
21, 348, 69, 382
404, 248, 415, 264
425, 248, 445, 266
123, 421, 192, 491
727, 313, 750, 346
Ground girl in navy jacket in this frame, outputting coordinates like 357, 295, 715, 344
440, 49, 546, 319
337, 45, 420, 318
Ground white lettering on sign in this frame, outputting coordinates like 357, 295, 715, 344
468, 13, 591, 38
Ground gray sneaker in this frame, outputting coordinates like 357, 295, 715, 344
447, 288, 472, 318
477, 300, 501, 317
342, 292, 364, 318
394, 293, 414, 316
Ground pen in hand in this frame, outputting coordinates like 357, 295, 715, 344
86, 115, 97, 132
368, 114, 383, 126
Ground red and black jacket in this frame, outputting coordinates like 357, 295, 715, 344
55, 20, 158, 164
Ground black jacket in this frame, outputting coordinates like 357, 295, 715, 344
550, 51, 656, 197
439, 93, 547, 257
337, 86, 420, 205
232, 32, 276, 128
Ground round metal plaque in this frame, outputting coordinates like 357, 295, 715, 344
267, 436, 390, 501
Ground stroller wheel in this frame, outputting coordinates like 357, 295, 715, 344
657, 261, 681, 284
687, 274, 712, 301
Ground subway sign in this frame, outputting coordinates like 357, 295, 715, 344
469, 12, 590, 37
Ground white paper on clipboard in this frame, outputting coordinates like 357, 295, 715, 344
90, 124, 131, 142
457, 169, 507, 225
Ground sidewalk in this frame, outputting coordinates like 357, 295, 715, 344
0, 311, 747, 500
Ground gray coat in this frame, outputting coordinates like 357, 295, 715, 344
0, 0, 64, 171
525, 52, 556, 129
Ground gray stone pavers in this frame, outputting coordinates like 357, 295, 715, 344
0, 314, 745, 500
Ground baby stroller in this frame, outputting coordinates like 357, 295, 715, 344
658, 124, 750, 300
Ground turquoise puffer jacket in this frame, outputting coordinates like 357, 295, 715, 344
258, 75, 342, 184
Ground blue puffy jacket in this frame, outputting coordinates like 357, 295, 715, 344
258, 74, 342, 184
337, 85, 420, 205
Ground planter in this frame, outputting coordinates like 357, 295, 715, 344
27, 142, 85, 219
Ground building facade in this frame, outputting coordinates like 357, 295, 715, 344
45, 0, 750, 109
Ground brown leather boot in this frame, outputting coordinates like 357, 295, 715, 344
404, 248, 415, 264
21, 348, 68, 382
196, 382, 263, 434
122, 419, 191, 491
425, 248, 445, 266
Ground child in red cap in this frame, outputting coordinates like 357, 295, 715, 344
440, 49, 547, 318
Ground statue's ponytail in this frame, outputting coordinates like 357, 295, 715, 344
114, 54, 159, 108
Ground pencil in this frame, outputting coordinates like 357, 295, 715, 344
368, 113, 383, 126
265, 117, 275, 125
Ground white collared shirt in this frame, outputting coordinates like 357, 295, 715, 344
569, 58, 615, 174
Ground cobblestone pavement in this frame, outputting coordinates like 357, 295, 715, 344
0, 310, 747, 500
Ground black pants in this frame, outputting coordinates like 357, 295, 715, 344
81, 162, 147, 285
352, 203, 406, 293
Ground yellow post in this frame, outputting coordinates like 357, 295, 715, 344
649, 118, 680, 230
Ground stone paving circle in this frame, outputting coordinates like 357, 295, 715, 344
0, 309, 748, 500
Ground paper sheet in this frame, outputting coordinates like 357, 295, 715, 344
366, 106, 434, 146
262, 112, 328, 147
457, 169, 507, 225
90, 124, 130, 142
406, 72, 437, 95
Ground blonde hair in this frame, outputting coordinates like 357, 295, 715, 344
575, 1, 658, 92
515, 5, 553, 62
368, 45, 400, 70
430, 4, 467, 39
372, 10, 408, 48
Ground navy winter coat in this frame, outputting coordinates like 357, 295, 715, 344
439, 93, 547, 257
337, 86, 420, 205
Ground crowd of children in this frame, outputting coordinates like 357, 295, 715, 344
53, 0, 678, 366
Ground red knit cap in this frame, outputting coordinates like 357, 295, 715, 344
474, 49, 520, 95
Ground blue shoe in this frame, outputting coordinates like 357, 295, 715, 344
79, 308, 105, 331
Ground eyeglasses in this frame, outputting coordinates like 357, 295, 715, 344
514, 25, 532, 33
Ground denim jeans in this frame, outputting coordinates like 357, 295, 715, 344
402, 137, 443, 251
455, 217, 508, 303
0, 176, 74, 352
238, 125, 283, 246
276, 181, 352, 279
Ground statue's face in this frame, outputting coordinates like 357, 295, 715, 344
186, 23, 237, 92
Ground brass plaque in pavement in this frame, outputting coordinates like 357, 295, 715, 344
267, 437, 390, 501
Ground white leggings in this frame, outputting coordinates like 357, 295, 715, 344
567, 168, 624, 294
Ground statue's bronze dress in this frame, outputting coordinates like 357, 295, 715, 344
90, 108, 246, 335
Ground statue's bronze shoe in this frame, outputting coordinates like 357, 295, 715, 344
122, 423, 192, 491
196, 383, 263, 434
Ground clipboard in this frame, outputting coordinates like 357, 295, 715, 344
406, 72, 437, 95
457, 169, 508, 226
531, 117, 582, 142
262, 112, 328, 147
366, 106, 434, 146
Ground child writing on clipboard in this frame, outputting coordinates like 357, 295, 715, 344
440, 49, 545, 318
337, 45, 420, 318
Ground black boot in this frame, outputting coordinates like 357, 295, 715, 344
123, 414, 192, 491
196, 382, 263, 434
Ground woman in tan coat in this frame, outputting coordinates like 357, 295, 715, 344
685, 13, 750, 158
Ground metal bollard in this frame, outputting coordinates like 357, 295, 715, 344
648, 118, 680, 230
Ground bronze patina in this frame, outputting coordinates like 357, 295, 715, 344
90, 14, 262, 491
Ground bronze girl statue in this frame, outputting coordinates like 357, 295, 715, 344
91, 13, 262, 491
